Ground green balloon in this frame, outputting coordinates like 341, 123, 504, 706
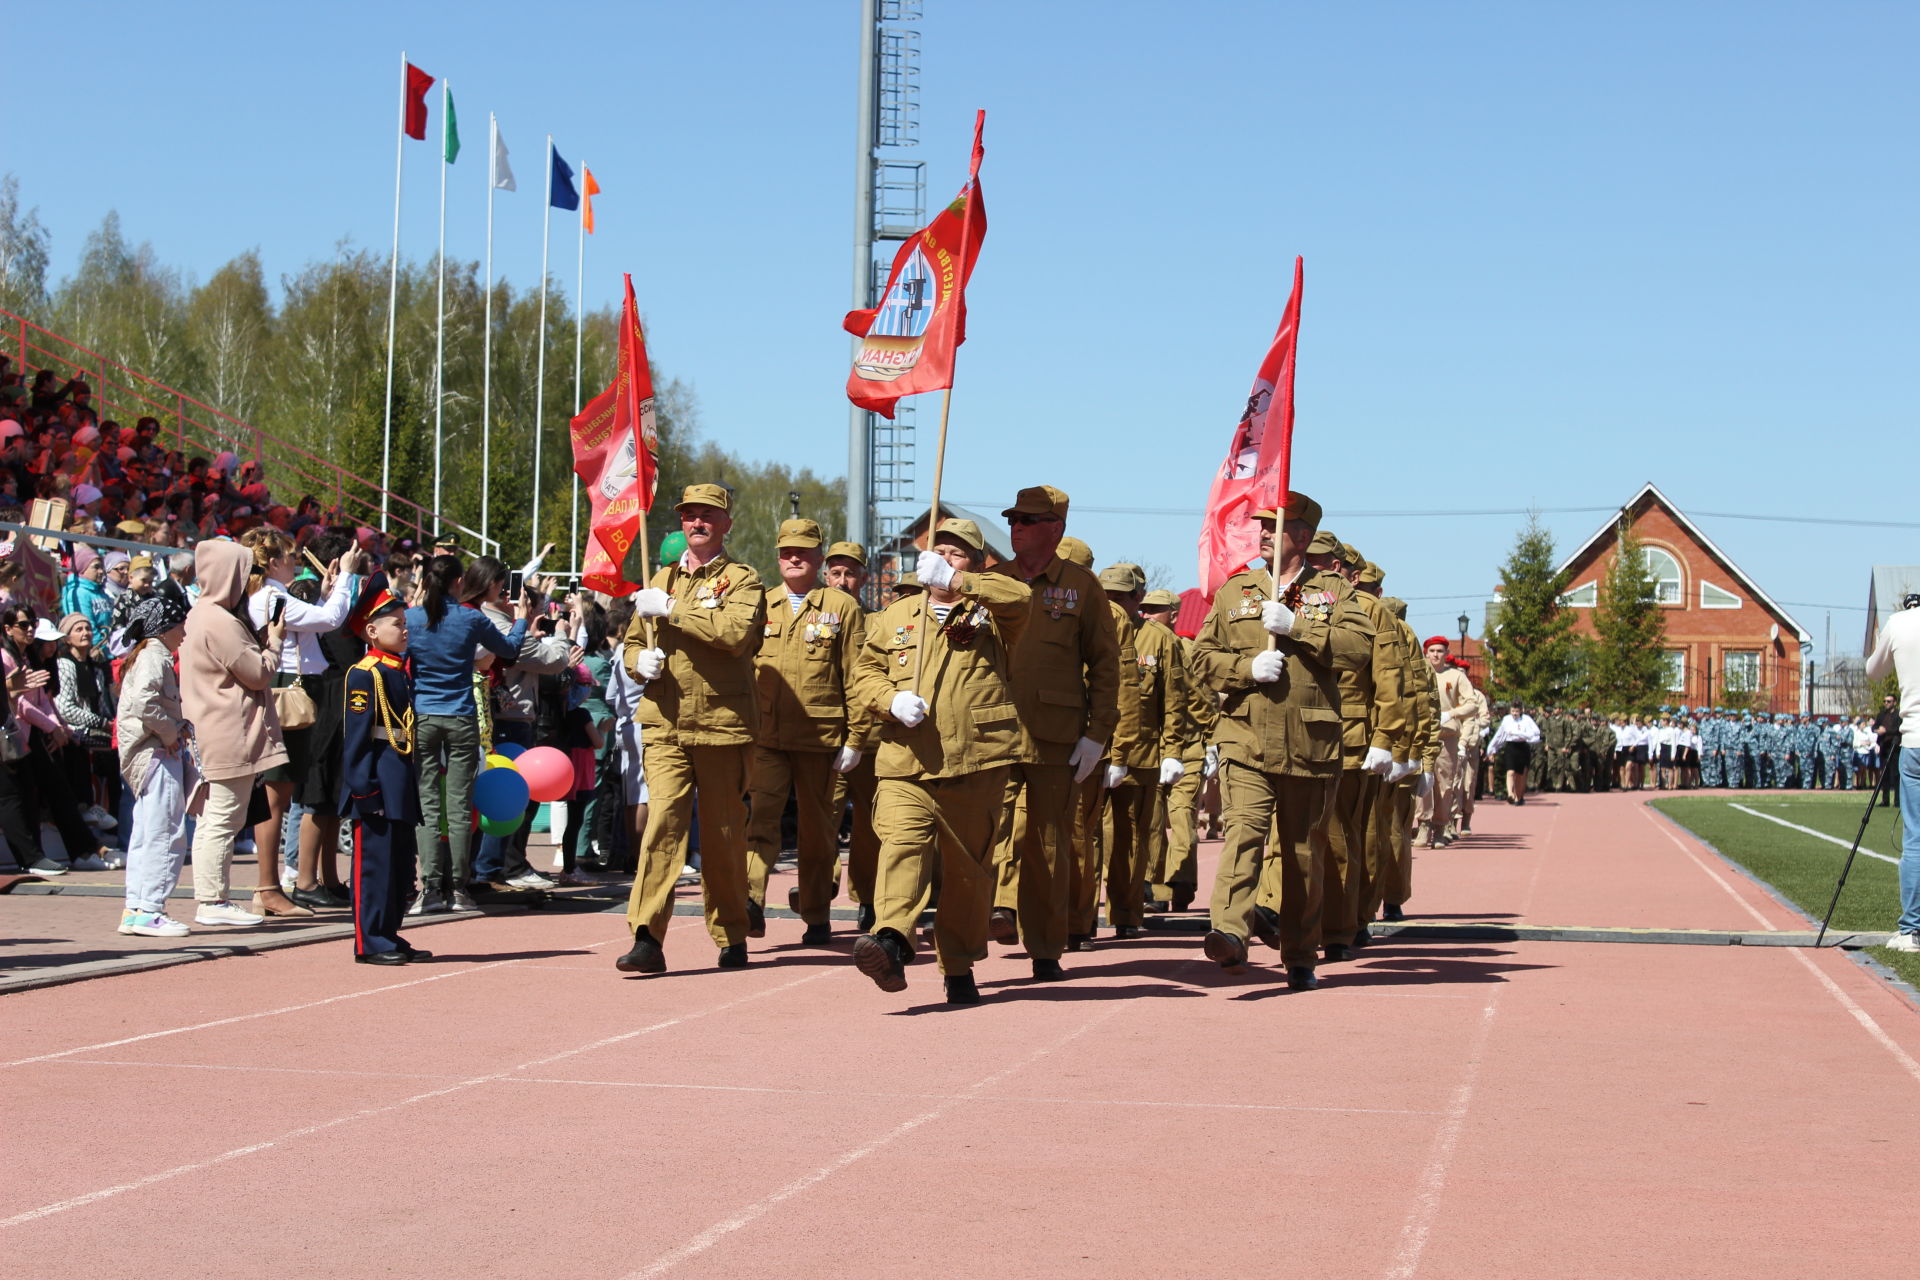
660, 530, 688, 563
478, 813, 523, 837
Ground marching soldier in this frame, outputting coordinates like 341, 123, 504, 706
745, 519, 869, 945
1360, 576, 1432, 926
616, 483, 769, 975
848, 520, 1033, 1005
1058, 538, 1125, 953
340, 589, 431, 966
1454, 661, 1489, 832
1192, 492, 1342, 989
1417, 637, 1474, 845
1142, 588, 1214, 911
986, 487, 1120, 981
824, 540, 884, 929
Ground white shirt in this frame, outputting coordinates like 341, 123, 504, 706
1488, 713, 1541, 752
1865, 606, 1920, 747
248, 574, 359, 675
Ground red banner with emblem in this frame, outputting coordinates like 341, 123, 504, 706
569, 273, 658, 596
844, 111, 987, 420
1197, 256, 1302, 598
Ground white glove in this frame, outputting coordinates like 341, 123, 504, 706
1104, 763, 1128, 789
832, 746, 862, 774
1068, 736, 1104, 783
1260, 600, 1295, 637
634, 647, 666, 681
914, 549, 957, 592
889, 692, 928, 727
1250, 650, 1284, 683
1159, 757, 1185, 786
1363, 746, 1394, 777
632, 587, 672, 618
1387, 759, 1414, 783
1415, 772, 1434, 799
1203, 744, 1219, 779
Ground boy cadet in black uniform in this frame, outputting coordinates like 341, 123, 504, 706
341, 589, 431, 965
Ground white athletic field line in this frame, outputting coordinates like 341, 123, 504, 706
1641, 803, 1778, 932
0, 964, 837, 1232
0, 919, 659, 1071
1381, 794, 1558, 1280
1645, 803, 1920, 1091
1726, 803, 1898, 865
619, 1004, 1126, 1280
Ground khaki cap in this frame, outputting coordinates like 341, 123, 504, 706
1250, 490, 1322, 530
115, 519, 147, 538
1380, 595, 1408, 619
1338, 541, 1363, 567
1056, 535, 1094, 569
1002, 484, 1069, 520
1141, 588, 1180, 608
1097, 564, 1142, 593
826, 540, 866, 565
1354, 560, 1384, 587
894, 573, 922, 594
675, 482, 731, 512
1306, 531, 1339, 555
931, 517, 985, 551
776, 517, 823, 549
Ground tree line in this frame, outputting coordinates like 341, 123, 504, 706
0, 174, 845, 576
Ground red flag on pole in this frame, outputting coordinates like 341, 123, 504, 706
1197, 255, 1303, 598
570, 273, 658, 596
403, 63, 436, 140
844, 111, 987, 420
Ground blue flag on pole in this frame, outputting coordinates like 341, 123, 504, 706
550, 147, 579, 211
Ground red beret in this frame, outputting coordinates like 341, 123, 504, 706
1423, 635, 1450, 650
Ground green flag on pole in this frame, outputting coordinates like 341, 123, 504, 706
444, 89, 461, 164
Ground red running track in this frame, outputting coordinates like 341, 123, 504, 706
2, 790, 1914, 1279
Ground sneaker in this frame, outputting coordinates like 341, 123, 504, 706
406, 890, 430, 917
120, 909, 190, 938
69, 854, 111, 872
97, 851, 127, 870
83, 804, 118, 831
195, 900, 265, 927
449, 890, 478, 912
1884, 932, 1920, 953
26, 857, 68, 876
506, 871, 555, 890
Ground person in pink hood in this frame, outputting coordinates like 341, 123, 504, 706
180, 539, 288, 927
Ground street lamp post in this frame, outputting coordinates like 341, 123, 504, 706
1457, 612, 1470, 667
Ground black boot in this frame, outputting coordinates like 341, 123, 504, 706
857, 901, 876, 932
717, 942, 748, 969
800, 922, 833, 946
1203, 930, 1248, 970
1031, 957, 1067, 981
1250, 904, 1283, 950
853, 928, 910, 992
1287, 965, 1319, 991
1382, 903, 1405, 922
943, 972, 982, 1005
746, 899, 767, 938
615, 926, 666, 974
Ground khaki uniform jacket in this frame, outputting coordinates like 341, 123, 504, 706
1454, 678, 1490, 745
1104, 603, 1147, 769
1329, 583, 1413, 768
1433, 667, 1475, 743
1394, 618, 1438, 768
1192, 566, 1342, 779
1117, 611, 1190, 769
623, 552, 768, 747
753, 583, 868, 753
1173, 632, 1219, 764
849, 572, 1034, 781
986, 556, 1121, 764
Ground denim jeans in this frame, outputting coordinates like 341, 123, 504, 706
1897, 744, 1919, 936
126, 753, 188, 913
473, 721, 535, 882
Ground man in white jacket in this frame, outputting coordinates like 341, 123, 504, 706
1865, 593, 1920, 951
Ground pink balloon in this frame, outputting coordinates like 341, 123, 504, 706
514, 745, 575, 803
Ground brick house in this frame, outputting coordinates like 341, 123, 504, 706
1552, 483, 1808, 713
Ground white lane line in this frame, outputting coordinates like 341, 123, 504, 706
1727, 804, 1897, 865
60, 1059, 458, 1082
1, 926, 649, 1070
1641, 804, 1778, 931
619, 1005, 1125, 1280
0, 965, 836, 1231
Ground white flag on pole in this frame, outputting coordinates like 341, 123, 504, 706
492, 121, 516, 192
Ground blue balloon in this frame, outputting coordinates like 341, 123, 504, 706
494, 741, 528, 761
473, 765, 531, 822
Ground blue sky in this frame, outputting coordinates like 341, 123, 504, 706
17, 1, 1917, 657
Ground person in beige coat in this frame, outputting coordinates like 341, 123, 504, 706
181, 539, 287, 927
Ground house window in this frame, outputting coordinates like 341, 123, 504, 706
1561, 581, 1598, 607
1641, 547, 1683, 605
1701, 581, 1741, 609
1663, 650, 1687, 693
1724, 650, 1760, 692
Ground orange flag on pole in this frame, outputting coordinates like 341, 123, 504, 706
582, 168, 601, 234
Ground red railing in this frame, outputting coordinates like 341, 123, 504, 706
3, 308, 495, 552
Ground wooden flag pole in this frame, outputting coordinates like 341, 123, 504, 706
909, 386, 956, 694
633, 506, 658, 650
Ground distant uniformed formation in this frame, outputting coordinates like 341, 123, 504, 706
1482, 706, 1857, 795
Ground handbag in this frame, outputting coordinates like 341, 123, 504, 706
272, 681, 317, 731
0, 718, 26, 763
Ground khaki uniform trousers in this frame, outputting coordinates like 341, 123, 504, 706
1363, 776, 1413, 921
625, 741, 750, 948
1067, 770, 1108, 938
1458, 746, 1480, 830
992, 761, 1074, 961
874, 767, 1016, 975
1213, 762, 1331, 969
1142, 784, 1170, 903
745, 745, 840, 925
834, 754, 879, 906
1310, 769, 1375, 946
1413, 735, 1462, 837
1102, 771, 1156, 929
1159, 762, 1205, 899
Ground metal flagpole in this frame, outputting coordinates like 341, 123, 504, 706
381, 49, 407, 533
571, 162, 585, 579
433, 79, 449, 533
481, 113, 497, 549
533, 135, 552, 561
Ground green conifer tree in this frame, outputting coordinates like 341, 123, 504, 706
1489, 514, 1576, 707
1588, 516, 1670, 713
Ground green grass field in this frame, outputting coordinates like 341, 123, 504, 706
1651, 792, 1915, 990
